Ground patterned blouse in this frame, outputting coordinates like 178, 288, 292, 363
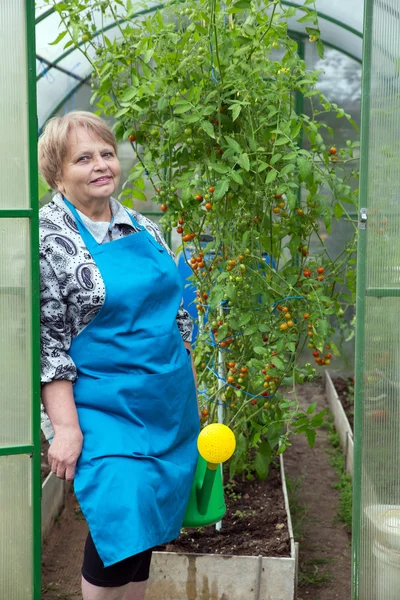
40, 193, 193, 439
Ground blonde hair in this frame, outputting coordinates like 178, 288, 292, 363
38, 111, 118, 190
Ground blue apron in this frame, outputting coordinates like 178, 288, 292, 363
64, 198, 199, 567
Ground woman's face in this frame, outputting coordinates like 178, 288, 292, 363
56, 126, 121, 205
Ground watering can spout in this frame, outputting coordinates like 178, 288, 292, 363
183, 423, 236, 527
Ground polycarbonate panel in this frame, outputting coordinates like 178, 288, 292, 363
0, 0, 30, 209
0, 454, 33, 599
284, 0, 364, 36
357, 1, 400, 598
0, 220, 32, 446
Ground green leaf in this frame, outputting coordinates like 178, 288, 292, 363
231, 0, 251, 9
280, 163, 296, 176
274, 137, 289, 146
209, 163, 229, 174
201, 120, 216, 139
311, 409, 326, 427
213, 178, 230, 200
49, 30, 68, 45
120, 87, 137, 102
231, 104, 242, 122
225, 135, 242, 154
238, 153, 250, 171
329, 340, 340, 356
132, 189, 147, 201
226, 283, 237, 301
298, 157, 312, 182
297, 12, 318, 23
254, 346, 266, 355
218, 324, 229, 341
316, 319, 330, 338
271, 355, 284, 370
266, 169, 277, 184
174, 103, 192, 114
307, 402, 316, 415
230, 170, 244, 185
316, 39, 325, 59
270, 153, 282, 165
333, 202, 344, 219
239, 312, 252, 326
114, 107, 130, 118
254, 441, 272, 481
258, 162, 269, 173
277, 442, 287, 455
143, 48, 154, 63
306, 429, 316, 448
286, 189, 297, 210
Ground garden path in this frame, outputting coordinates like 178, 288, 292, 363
284, 382, 352, 600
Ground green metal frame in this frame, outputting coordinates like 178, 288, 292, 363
351, 0, 373, 598
28, 0, 42, 597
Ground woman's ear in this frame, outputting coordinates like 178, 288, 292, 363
55, 180, 64, 194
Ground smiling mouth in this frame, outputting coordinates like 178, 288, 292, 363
91, 176, 112, 184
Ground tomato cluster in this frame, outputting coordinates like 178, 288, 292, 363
312, 346, 333, 366
226, 362, 249, 389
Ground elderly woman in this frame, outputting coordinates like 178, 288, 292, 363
38, 111, 200, 600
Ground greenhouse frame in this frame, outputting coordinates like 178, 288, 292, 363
2, 0, 400, 598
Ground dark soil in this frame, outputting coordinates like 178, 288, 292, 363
332, 376, 354, 430
158, 462, 290, 557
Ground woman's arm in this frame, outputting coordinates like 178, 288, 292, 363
42, 380, 83, 481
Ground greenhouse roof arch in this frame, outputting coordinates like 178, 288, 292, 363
35, 0, 364, 130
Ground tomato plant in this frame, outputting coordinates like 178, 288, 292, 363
49, 0, 358, 480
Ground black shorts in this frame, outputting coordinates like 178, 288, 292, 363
82, 532, 153, 588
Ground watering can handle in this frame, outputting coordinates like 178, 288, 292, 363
197, 462, 218, 515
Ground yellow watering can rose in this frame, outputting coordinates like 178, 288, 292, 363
197, 423, 236, 468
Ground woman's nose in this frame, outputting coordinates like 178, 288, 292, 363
94, 155, 108, 170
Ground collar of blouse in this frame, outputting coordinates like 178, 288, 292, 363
53, 192, 136, 230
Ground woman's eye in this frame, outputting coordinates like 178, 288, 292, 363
78, 156, 89, 162
103, 152, 113, 157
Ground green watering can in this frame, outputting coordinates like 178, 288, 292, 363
183, 423, 236, 527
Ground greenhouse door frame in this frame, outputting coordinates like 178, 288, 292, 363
0, 0, 42, 598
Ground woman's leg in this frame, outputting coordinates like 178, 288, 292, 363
122, 581, 147, 600
82, 576, 129, 600
81, 533, 151, 600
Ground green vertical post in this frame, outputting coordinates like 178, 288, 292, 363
351, 0, 373, 598
26, 0, 41, 598
294, 36, 304, 268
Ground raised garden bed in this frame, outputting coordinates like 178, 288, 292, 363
331, 377, 354, 430
147, 455, 297, 600
324, 372, 354, 475
41, 444, 297, 598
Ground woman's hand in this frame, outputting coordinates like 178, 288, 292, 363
42, 380, 83, 481
48, 426, 83, 482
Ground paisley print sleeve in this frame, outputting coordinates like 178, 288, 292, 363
133, 213, 194, 343
40, 255, 77, 383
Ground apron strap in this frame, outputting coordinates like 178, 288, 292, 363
62, 196, 144, 252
